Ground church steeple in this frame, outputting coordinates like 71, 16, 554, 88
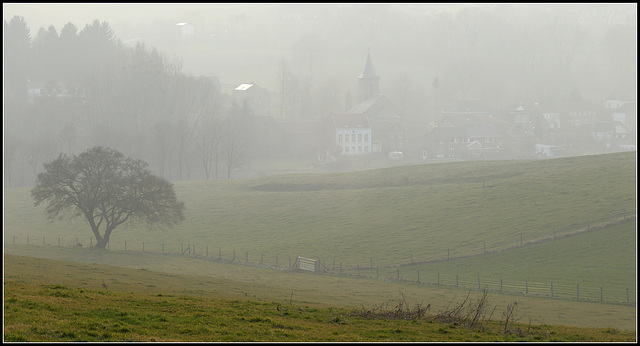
357, 51, 380, 102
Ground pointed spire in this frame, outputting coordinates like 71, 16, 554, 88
359, 51, 380, 79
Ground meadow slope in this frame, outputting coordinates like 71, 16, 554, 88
3, 152, 637, 333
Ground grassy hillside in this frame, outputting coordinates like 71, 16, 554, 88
373, 218, 636, 301
3, 152, 637, 335
4, 152, 635, 267
3, 254, 636, 341
3, 218, 637, 332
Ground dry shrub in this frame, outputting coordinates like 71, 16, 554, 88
349, 292, 430, 320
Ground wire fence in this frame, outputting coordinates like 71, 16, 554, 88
344, 266, 635, 305
8, 233, 636, 306
7, 211, 635, 305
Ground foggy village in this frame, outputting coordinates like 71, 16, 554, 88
3, 3, 638, 342
4, 3, 637, 186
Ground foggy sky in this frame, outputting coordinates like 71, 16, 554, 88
4, 3, 636, 93
3, 3, 637, 185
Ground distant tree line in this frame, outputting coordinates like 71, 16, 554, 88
3, 5, 636, 186
148, 4, 633, 122
4, 16, 263, 187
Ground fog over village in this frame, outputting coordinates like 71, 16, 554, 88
3, 4, 638, 341
3, 3, 637, 186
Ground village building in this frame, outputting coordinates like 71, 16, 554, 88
331, 52, 409, 158
233, 83, 271, 117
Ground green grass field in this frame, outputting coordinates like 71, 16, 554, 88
3, 151, 637, 339
372, 219, 636, 302
3, 254, 637, 341
4, 152, 635, 265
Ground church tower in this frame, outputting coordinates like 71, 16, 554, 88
357, 51, 380, 103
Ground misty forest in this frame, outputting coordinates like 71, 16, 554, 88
3, 4, 636, 187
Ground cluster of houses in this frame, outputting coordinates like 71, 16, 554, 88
258, 53, 636, 165
26, 52, 636, 166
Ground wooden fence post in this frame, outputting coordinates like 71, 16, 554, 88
447, 249, 450, 261
577, 284, 579, 300
478, 277, 480, 290
142, 242, 145, 252
551, 282, 553, 297
233, 249, 235, 261
500, 279, 503, 292
261, 252, 263, 264
526, 281, 528, 294
206, 246, 208, 257
26, 236, 29, 245
162, 243, 164, 254
90, 238, 92, 247
246, 251, 248, 262
438, 273, 440, 286
456, 275, 458, 287
417, 270, 420, 283
219, 248, 222, 259
357, 264, 360, 276
600, 287, 603, 301
376, 266, 379, 279
181, 243, 183, 254
58, 238, 60, 247
125, 241, 127, 251
276, 255, 279, 267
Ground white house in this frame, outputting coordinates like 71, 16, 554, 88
331, 113, 372, 156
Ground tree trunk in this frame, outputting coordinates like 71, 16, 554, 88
96, 227, 116, 250
96, 237, 108, 249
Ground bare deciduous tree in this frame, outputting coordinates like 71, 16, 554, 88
31, 146, 185, 249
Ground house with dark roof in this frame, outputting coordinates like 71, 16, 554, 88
422, 112, 503, 160
591, 121, 632, 150
233, 83, 271, 116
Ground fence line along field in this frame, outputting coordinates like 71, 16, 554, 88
8, 217, 636, 305
3, 153, 636, 312
4, 152, 635, 265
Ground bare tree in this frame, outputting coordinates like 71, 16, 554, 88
223, 100, 255, 179
31, 146, 185, 249
197, 115, 224, 180
167, 75, 218, 180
